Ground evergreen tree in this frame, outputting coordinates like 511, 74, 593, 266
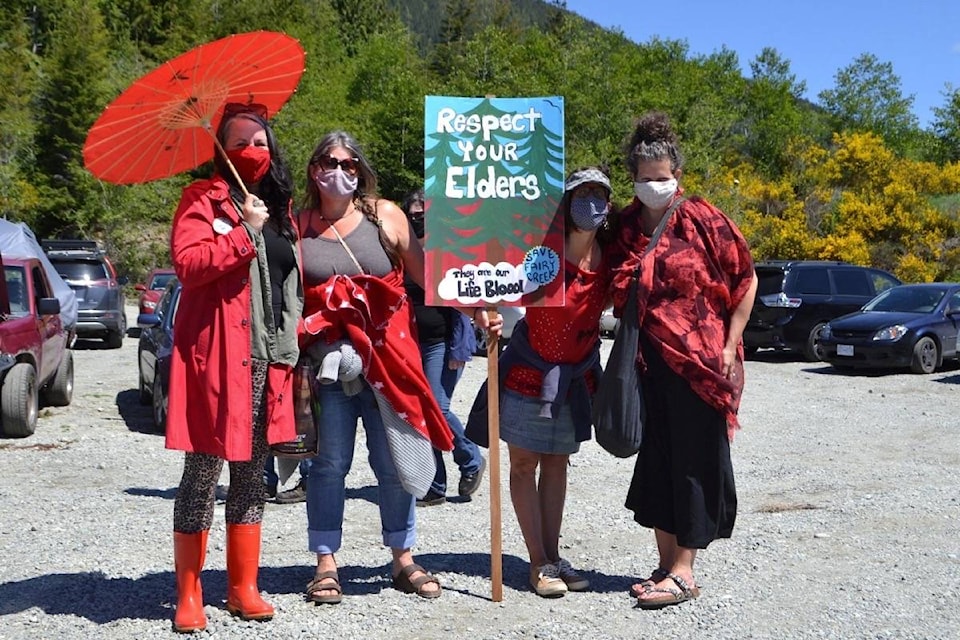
32, 0, 113, 237
0, 17, 42, 223
743, 47, 807, 177
932, 84, 960, 164
818, 53, 920, 157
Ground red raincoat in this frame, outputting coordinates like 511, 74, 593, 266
165, 177, 298, 461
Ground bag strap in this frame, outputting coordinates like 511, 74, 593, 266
326, 220, 365, 275
642, 197, 686, 258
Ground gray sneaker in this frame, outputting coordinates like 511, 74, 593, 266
555, 558, 589, 591
275, 478, 306, 504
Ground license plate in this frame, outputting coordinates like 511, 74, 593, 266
837, 344, 854, 357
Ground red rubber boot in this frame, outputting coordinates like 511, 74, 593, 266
225, 523, 274, 620
173, 530, 208, 633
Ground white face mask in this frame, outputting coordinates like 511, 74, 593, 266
314, 168, 358, 197
633, 178, 678, 209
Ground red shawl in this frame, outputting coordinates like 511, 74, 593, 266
610, 194, 755, 441
301, 269, 453, 451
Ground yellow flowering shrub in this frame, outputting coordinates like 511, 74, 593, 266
812, 231, 871, 265
895, 253, 938, 283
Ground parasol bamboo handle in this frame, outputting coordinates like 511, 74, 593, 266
486, 305, 503, 602
211, 132, 251, 199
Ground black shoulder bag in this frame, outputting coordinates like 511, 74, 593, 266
592, 198, 684, 458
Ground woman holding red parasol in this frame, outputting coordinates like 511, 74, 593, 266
81, 31, 307, 632
164, 104, 303, 632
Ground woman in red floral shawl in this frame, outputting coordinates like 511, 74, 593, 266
608, 112, 758, 609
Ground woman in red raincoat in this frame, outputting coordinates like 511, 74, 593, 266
165, 104, 302, 632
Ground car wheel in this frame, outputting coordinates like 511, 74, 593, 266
804, 322, 827, 362
1, 362, 38, 437
474, 326, 488, 357
152, 373, 167, 432
42, 350, 74, 407
105, 329, 123, 349
910, 336, 938, 374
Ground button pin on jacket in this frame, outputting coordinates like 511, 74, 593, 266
213, 217, 233, 235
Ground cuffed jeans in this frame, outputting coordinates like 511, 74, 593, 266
306, 381, 416, 554
420, 341, 483, 495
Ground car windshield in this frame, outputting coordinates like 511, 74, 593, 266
864, 287, 945, 313
150, 273, 176, 290
50, 259, 108, 281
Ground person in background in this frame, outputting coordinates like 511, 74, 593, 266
165, 103, 303, 632
296, 131, 502, 604
609, 111, 757, 609
401, 189, 486, 507
467, 166, 617, 598
263, 454, 310, 504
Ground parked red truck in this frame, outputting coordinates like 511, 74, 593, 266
0, 254, 74, 436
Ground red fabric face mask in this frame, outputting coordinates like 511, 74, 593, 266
225, 146, 271, 184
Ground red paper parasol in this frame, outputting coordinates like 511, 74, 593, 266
83, 30, 305, 185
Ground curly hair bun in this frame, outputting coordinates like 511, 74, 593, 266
632, 111, 676, 145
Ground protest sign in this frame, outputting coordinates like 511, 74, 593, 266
423, 96, 565, 308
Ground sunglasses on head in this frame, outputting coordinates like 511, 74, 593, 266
316, 154, 360, 176
222, 102, 268, 119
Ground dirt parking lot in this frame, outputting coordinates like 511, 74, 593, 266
1, 305, 958, 639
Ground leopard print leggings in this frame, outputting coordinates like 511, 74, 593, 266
173, 359, 269, 533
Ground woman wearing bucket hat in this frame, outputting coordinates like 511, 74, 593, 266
609, 111, 757, 609
467, 166, 618, 597
166, 104, 303, 632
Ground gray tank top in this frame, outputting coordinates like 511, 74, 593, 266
301, 215, 393, 285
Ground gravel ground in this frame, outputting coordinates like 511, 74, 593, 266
1, 304, 959, 639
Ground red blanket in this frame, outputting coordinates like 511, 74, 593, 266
301, 269, 453, 451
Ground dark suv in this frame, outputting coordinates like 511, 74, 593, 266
745, 260, 901, 361
42, 240, 127, 348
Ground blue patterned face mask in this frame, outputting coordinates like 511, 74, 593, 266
570, 194, 609, 230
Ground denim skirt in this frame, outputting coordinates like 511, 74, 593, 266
499, 389, 580, 455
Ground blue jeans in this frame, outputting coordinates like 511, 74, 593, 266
420, 341, 483, 495
306, 382, 416, 553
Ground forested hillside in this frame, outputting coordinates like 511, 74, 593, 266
1, 0, 959, 283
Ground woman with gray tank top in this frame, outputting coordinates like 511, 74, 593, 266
296, 131, 502, 604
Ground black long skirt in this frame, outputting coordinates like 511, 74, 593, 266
624, 337, 737, 549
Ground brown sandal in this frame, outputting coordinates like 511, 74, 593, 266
391, 563, 442, 599
629, 567, 669, 598
636, 572, 700, 610
306, 570, 343, 605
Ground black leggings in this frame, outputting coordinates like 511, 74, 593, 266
173, 359, 270, 533
624, 338, 737, 549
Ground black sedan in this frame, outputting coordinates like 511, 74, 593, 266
137, 277, 180, 430
820, 283, 960, 374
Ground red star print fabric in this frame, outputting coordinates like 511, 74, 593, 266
301, 269, 453, 451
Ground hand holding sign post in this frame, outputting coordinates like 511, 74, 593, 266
423, 96, 565, 600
